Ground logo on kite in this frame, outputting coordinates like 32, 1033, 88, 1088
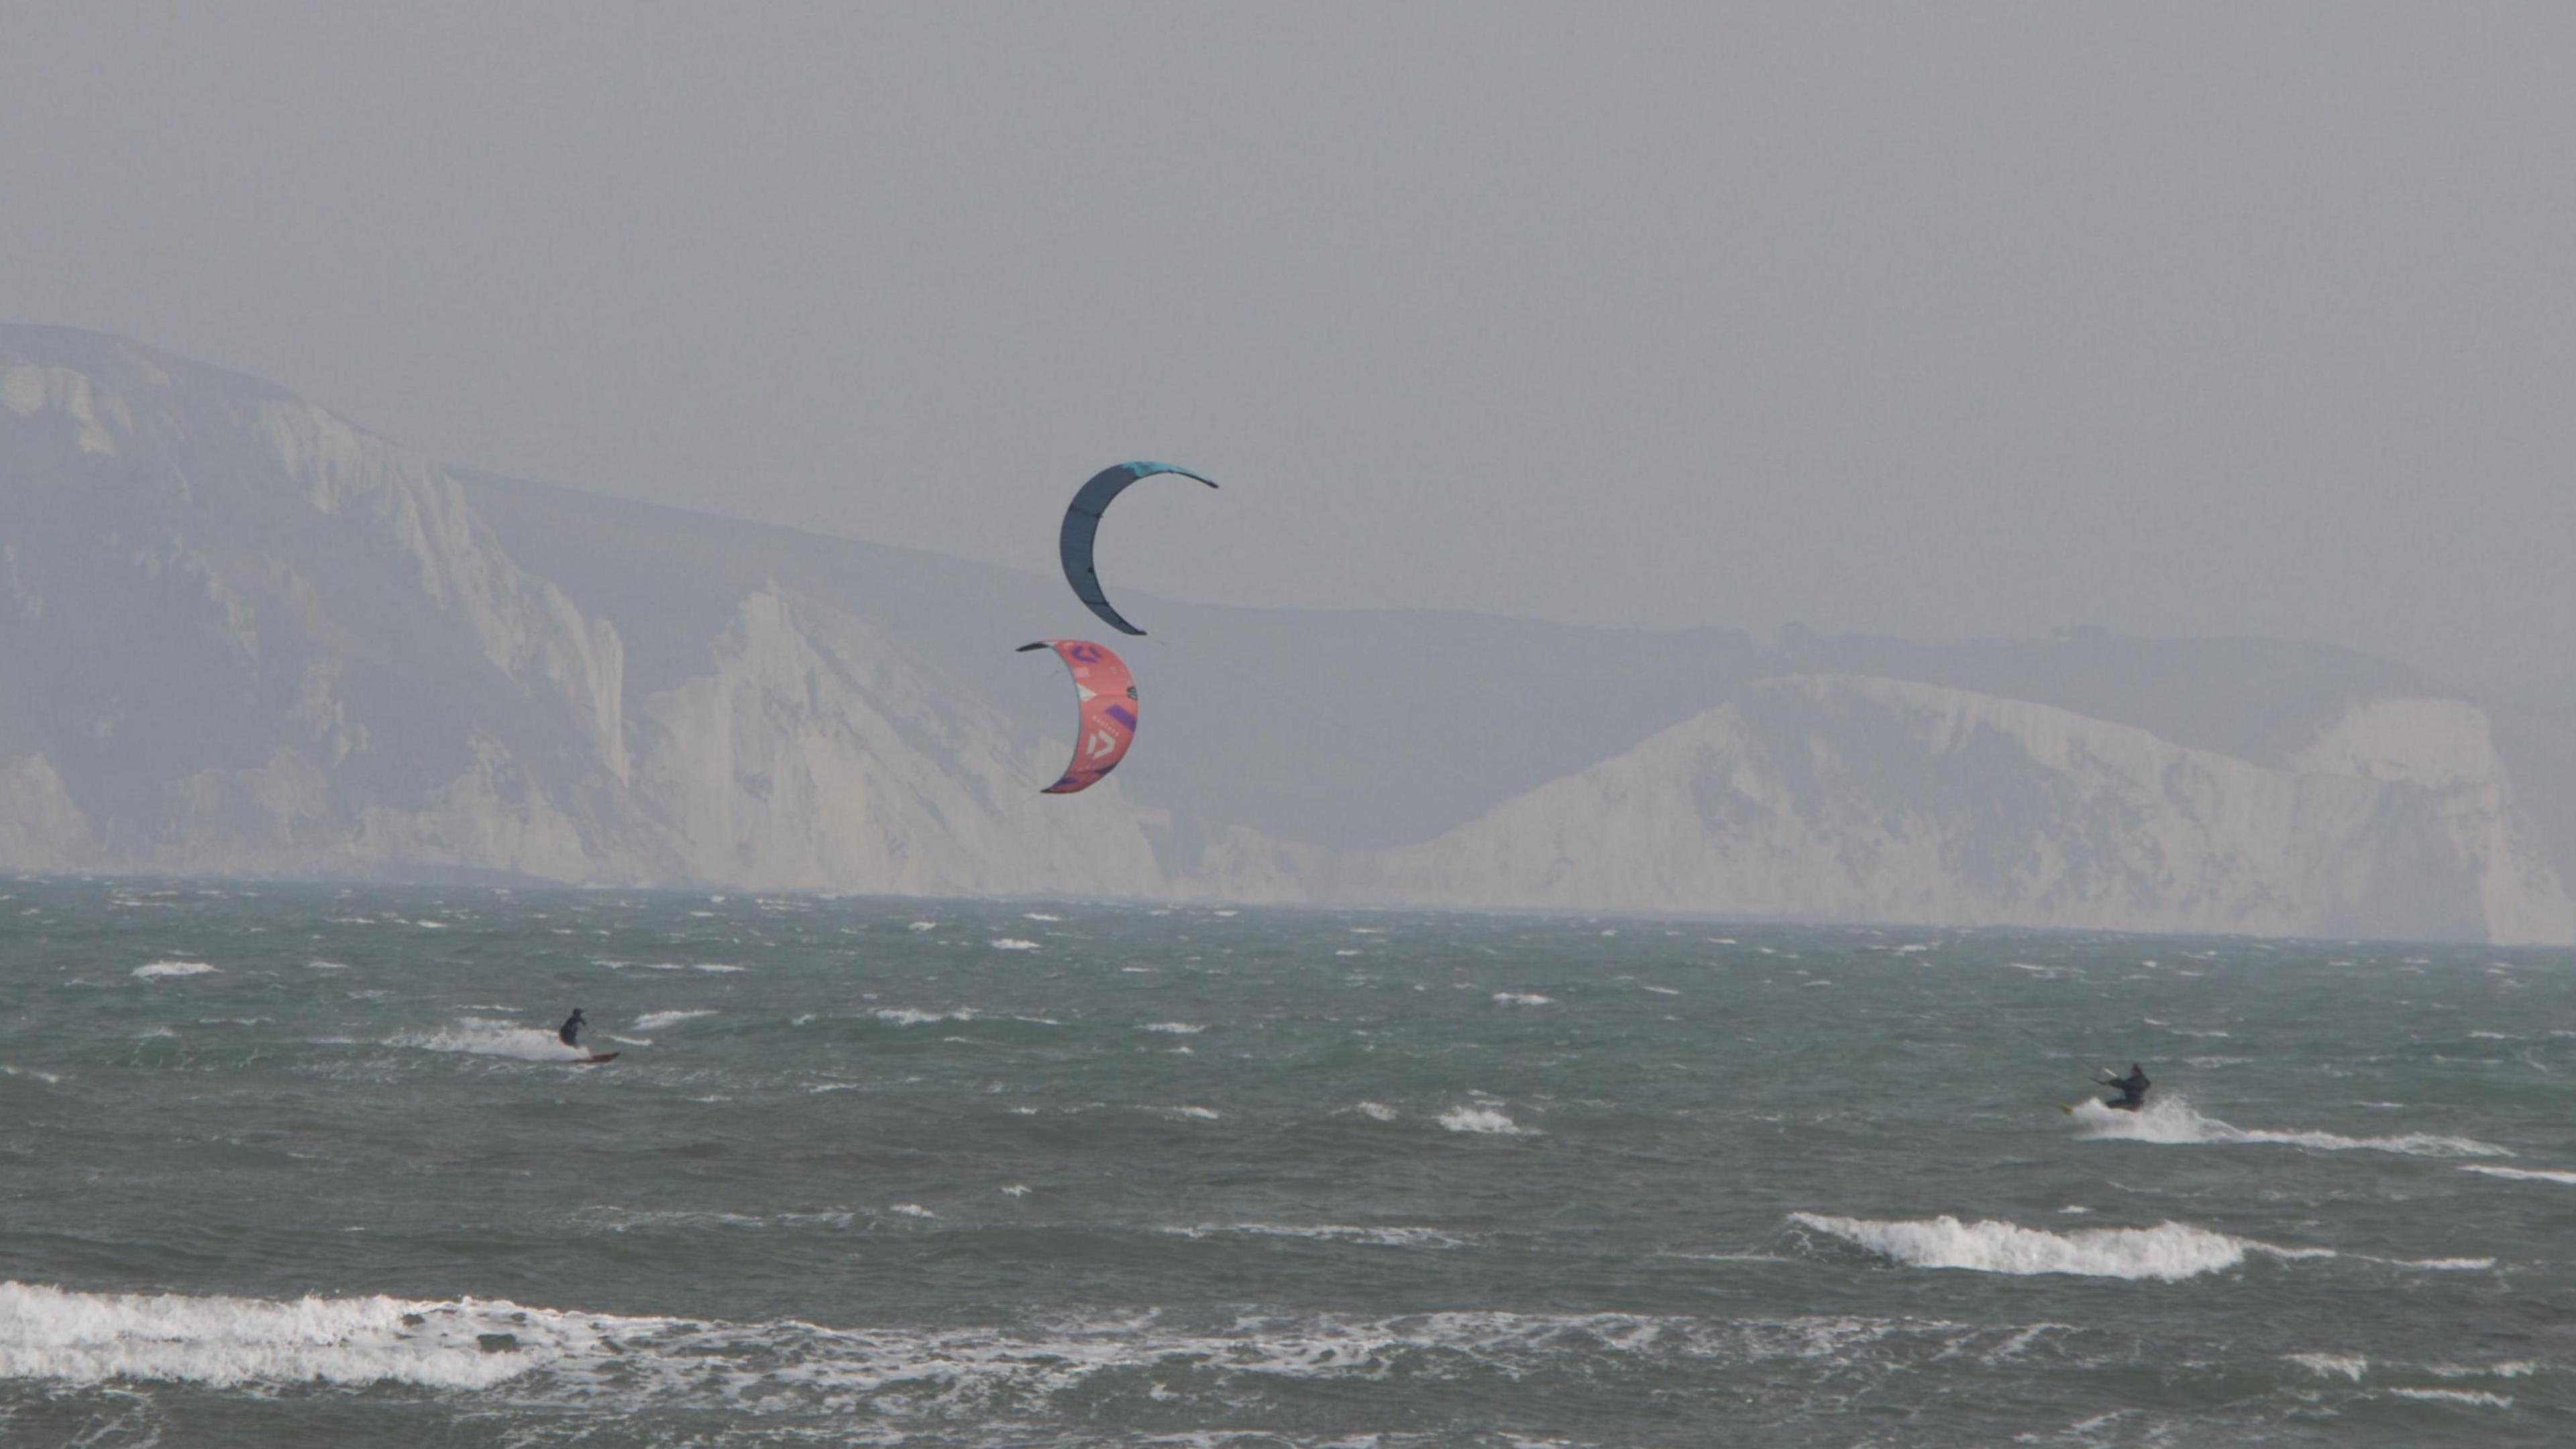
1016, 639, 1139, 794
1057, 462, 1217, 636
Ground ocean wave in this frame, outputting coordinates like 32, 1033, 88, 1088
875, 1008, 976, 1026
1439, 1105, 1532, 1136
1491, 991, 1553, 1006
2387, 1388, 2512, 1407
1142, 1022, 1203, 1034
0, 1281, 599, 1389
2461, 1165, 2576, 1185
989, 938, 1040, 951
2069, 1097, 2510, 1158
132, 961, 216, 979
632, 1010, 715, 1032
1787, 1213, 2312, 1281
1159, 1224, 1471, 1249
0, 1286, 2081, 1402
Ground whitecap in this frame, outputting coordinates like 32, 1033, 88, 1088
133, 961, 216, 979
989, 938, 1040, 952
2461, 1165, 2576, 1185
1161, 1224, 1468, 1249
2287, 1352, 2367, 1381
1439, 1105, 1532, 1136
875, 1008, 975, 1026
0, 1281, 582, 1389
1491, 992, 1552, 1006
888, 1203, 938, 1220
633, 1010, 715, 1032
1143, 1022, 1204, 1034
2388, 1388, 2512, 1407
907, 921, 936, 932
1354, 1102, 1398, 1122
1788, 1213, 2297, 1281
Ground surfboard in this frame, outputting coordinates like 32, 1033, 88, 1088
574, 1052, 620, 1065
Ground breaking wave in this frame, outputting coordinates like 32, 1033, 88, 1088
1788, 1214, 2312, 1281
1439, 1105, 1532, 1136
875, 1008, 975, 1026
0, 1281, 586, 1389
2461, 1165, 2576, 1185
0, 1283, 2065, 1404
132, 961, 216, 979
2069, 1097, 2510, 1158
631, 1010, 715, 1032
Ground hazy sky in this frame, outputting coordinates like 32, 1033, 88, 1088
5, 3, 2571, 691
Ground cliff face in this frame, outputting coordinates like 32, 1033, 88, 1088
1, 325, 2569, 945
1318, 677, 2573, 945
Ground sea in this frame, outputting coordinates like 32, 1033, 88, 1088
1, 878, 2571, 1446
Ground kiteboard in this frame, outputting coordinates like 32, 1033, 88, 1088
2060, 1098, 2137, 1114
574, 1052, 620, 1065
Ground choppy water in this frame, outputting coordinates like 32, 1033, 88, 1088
2, 879, 2573, 1446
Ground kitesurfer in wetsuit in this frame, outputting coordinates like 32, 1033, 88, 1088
2106, 1063, 2149, 1110
558, 1008, 587, 1049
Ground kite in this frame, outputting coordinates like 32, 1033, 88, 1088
1059, 461, 1216, 635
1016, 639, 1138, 794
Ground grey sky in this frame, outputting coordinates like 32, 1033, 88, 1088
5, 3, 2570, 692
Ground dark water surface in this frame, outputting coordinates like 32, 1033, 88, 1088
2, 879, 2572, 1445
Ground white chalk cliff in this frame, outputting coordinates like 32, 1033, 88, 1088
1, 325, 2569, 945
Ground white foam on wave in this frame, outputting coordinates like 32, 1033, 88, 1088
1492, 991, 1552, 1006
393, 1018, 588, 1061
2287, 1352, 2368, 1381
2070, 1096, 2510, 1158
306, 960, 348, 971
632, 1010, 715, 1032
132, 961, 215, 979
2461, 1165, 2576, 1185
1354, 1101, 1399, 1122
2389, 1387, 2512, 1407
1440, 1105, 1533, 1136
906, 920, 936, 932
0, 1281, 599, 1389
989, 938, 1040, 951
1160, 1224, 1470, 1249
692, 963, 745, 973
875, 1008, 975, 1026
1143, 1022, 1203, 1034
1788, 1213, 2311, 1281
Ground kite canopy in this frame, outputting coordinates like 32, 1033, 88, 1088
1058, 461, 1217, 635
1016, 639, 1139, 794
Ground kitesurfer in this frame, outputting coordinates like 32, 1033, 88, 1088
558, 1008, 587, 1049
2102, 1063, 2149, 1111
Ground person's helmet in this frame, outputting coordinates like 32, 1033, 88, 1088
2129, 1063, 2142, 1073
